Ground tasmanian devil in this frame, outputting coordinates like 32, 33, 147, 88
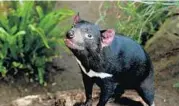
64, 13, 155, 106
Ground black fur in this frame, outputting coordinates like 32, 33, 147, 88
65, 20, 154, 106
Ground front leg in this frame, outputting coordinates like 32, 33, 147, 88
97, 78, 116, 106
81, 72, 94, 106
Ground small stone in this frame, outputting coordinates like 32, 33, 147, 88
52, 82, 57, 86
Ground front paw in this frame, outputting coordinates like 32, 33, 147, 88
81, 100, 92, 106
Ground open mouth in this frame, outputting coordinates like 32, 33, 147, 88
64, 38, 84, 50
64, 38, 75, 49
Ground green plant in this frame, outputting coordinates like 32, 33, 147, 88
115, 1, 171, 43
0, 1, 74, 84
99, 1, 178, 44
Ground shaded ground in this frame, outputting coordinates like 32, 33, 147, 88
0, 1, 179, 106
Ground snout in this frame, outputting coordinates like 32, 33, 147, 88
66, 30, 74, 39
65, 29, 84, 50
65, 30, 75, 49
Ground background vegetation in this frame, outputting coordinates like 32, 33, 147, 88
0, 1, 178, 88
0, 1, 74, 85
99, 1, 179, 45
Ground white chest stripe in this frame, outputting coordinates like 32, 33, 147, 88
75, 57, 113, 78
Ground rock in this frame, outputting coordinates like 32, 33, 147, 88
145, 15, 179, 61
144, 15, 179, 78
3, 89, 146, 106
2, 93, 55, 106
145, 15, 179, 106
11, 95, 41, 106
55, 89, 99, 106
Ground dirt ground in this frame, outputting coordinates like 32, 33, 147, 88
0, 1, 179, 106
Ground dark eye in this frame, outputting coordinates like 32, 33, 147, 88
85, 34, 93, 39
88, 34, 92, 38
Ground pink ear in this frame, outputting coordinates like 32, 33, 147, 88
101, 29, 115, 48
73, 13, 81, 24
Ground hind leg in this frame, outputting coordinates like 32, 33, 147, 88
113, 84, 125, 102
136, 87, 154, 106
136, 73, 155, 106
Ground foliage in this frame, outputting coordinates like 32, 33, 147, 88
100, 1, 179, 44
0, 1, 74, 84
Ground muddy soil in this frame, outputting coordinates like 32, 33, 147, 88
0, 1, 179, 106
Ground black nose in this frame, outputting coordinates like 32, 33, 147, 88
66, 30, 74, 39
